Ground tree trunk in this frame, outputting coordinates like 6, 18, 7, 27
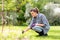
2, 0, 4, 32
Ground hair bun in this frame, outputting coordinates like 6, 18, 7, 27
30, 7, 39, 13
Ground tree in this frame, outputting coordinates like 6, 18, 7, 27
1, 0, 5, 32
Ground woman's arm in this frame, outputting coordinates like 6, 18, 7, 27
35, 23, 45, 27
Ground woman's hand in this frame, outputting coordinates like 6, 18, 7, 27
22, 27, 31, 34
22, 30, 26, 34
35, 23, 39, 26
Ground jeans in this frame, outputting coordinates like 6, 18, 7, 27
32, 26, 43, 33
32, 26, 49, 34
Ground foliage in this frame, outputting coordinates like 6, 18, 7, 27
0, 0, 60, 25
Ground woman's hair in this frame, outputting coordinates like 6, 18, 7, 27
30, 7, 39, 13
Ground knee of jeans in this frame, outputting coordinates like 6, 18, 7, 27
32, 26, 36, 30
32, 26, 41, 30
32, 26, 42, 32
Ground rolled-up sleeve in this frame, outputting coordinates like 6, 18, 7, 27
41, 14, 49, 26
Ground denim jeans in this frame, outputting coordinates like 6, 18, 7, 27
32, 26, 43, 32
32, 26, 49, 34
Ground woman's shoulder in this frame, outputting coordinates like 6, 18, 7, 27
38, 13, 45, 17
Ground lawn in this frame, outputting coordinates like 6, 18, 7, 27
0, 26, 60, 40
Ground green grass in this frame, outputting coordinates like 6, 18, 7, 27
0, 26, 60, 40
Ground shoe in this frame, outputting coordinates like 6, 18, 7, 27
43, 34, 48, 36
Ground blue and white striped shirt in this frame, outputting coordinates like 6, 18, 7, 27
29, 13, 50, 29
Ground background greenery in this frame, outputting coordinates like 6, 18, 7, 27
0, 0, 60, 26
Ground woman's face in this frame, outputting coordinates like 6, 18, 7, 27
30, 11, 38, 17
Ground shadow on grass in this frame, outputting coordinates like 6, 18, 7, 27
28, 34, 60, 39
35, 34, 60, 39
47, 35, 60, 39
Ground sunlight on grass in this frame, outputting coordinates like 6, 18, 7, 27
0, 26, 60, 40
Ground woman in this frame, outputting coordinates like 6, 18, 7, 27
22, 8, 50, 36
